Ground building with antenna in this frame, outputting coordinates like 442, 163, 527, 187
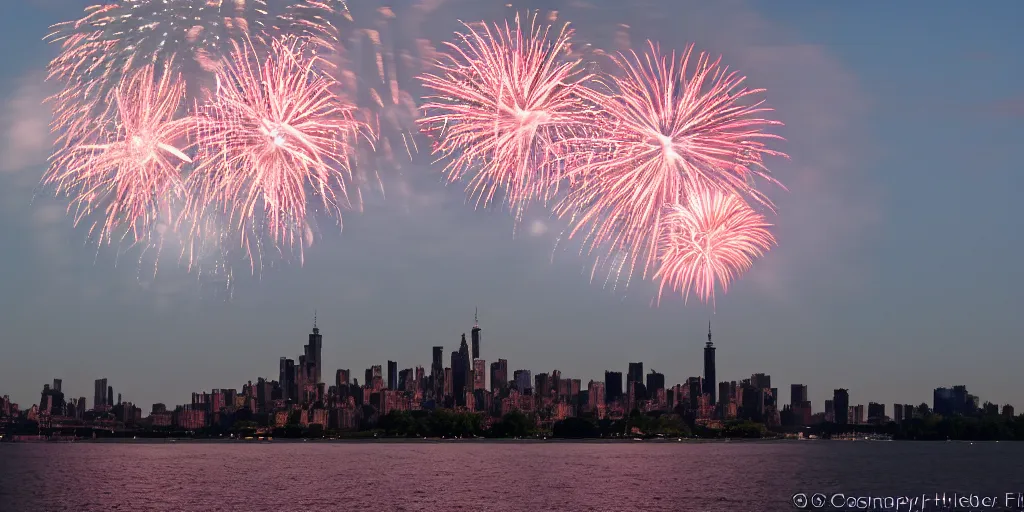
306, 311, 323, 386
704, 321, 717, 405
471, 307, 481, 360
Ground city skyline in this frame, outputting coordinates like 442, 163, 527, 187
1, 2, 1023, 416
2, 313, 1009, 419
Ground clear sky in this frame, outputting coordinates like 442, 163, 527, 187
1, 0, 1022, 413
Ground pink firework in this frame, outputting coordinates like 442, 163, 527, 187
418, 13, 598, 219
655, 186, 776, 306
559, 41, 786, 282
44, 60, 193, 246
189, 36, 369, 262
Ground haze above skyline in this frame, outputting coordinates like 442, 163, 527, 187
1, 0, 1022, 412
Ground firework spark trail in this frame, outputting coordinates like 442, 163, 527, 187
188, 36, 371, 267
43, 60, 193, 248
557, 41, 787, 284
655, 185, 776, 307
45, 0, 273, 154
280, 0, 424, 185
418, 13, 600, 221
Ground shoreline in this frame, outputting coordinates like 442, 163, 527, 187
7, 437, 968, 445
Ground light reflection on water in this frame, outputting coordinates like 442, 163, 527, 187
0, 440, 1020, 511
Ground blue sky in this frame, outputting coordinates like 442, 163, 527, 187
0, 0, 1021, 413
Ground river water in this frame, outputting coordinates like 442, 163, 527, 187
0, 440, 1021, 511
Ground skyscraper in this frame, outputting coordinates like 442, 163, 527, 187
107, 386, 114, 408
280, 358, 296, 402
473, 359, 486, 390
605, 371, 623, 404
588, 381, 606, 414
305, 313, 323, 385
703, 322, 716, 404
452, 334, 471, 405
94, 378, 107, 410
387, 360, 398, 390
833, 389, 850, 425
791, 384, 808, 406
459, 334, 471, 385
513, 370, 532, 395
490, 359, 508, 392
646, 370, 665, 396
471, 308, 481, 360
398, 368, 413, 391
627, 362, 643, 387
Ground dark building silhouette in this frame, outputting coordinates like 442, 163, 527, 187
688, 377, 702, 410
626, 363, 644, 400
94, 378, 107, 410
605, 371, 623, 404
719, 381, 732, 404
398, 368, 413, 391
513, 369, 532, 395
535, 373, 550, 398
335, 369, 349, 387
471, 308, 481, 360
646, 371, 665, 396
627, 362, 643, 387
431, 346, 444, 399
387, 360, 398, 390
867, 402, 885, 423
280, 358, 296, 403
490, 359, 508, 392
459, 335, 471, 386
791, 384, 808, 406
833, 388, 850, 425
306, 313, 323, 385
452, 334, 471, 405
107, 386, 113, 408
704, 322, 716, 404
933, 385, 971, 416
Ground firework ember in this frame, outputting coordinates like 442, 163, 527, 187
43, 61, 193, 247
280, 0, 425, 190
188, 36, 371, 263
45, 0, 272, 150
419, 13, 599, 220
558, 41, 786, 281
655, 186, 776, 306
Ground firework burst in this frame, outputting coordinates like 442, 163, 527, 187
418, 13, 599, 220
655, 186, 776, 306
45, 1, 273, 150
558, 41, 786, 282
188, 36, 371, 265
43, 60, 193, 247
279, 0, 426, 196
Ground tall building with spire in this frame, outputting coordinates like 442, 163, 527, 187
451, 334, 472, 406
305, 311, 323, 385
704, 321, 717, 405
471, 308, 481, 360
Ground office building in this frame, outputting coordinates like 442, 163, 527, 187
387, 361, 398, 390
490, 359, 508, 392
471, 308, 481, 360
94, 378, 107, 410
704, 322, 716, 404
833, 389, 849, 425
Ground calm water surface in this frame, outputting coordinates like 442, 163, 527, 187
1, 440, 1021, 511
